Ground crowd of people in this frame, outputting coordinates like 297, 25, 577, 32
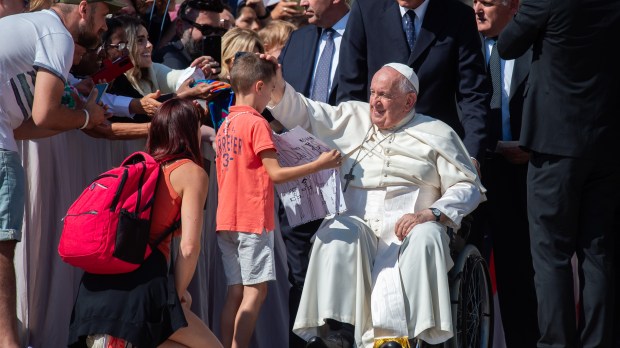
0, 0, 619, 347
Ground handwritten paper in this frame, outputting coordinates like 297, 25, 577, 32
273, 127, 347, 227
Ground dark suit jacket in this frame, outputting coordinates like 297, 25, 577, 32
279, 24, 339, 106
337, 0, 490, 160
482, 38, 532, 147
497, 0, 620, 158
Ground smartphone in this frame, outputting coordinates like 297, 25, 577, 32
202, 36, 222, 65
91, 56, 134, 82
87, 83, 109, 104
156, 93, 175, 103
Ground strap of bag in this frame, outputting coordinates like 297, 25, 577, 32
151, 218, 181, 248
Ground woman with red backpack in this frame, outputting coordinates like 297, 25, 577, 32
68, 98, 222, 348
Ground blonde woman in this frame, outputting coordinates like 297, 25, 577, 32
219, 27, 264, 81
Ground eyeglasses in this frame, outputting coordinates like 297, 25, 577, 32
181, 16, 228, 37
107, 41, 129, 51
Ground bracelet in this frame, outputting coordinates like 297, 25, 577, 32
79, 109, 90, 130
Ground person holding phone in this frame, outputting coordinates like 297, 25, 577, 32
154, 0, 227, 71
112, 15, 223, 102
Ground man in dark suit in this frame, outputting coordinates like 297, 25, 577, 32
279, 0, 349, 105
498, 1, 620, 346
337, 0, 489, 162
277, 1, 350, 347
473, 0, 538, 346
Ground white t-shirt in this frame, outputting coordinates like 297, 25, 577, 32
0, 9, 74, 151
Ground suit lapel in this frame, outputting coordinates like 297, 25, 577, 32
407, 0, 438, 66
301, 26, 322, 95
509, 48, 532, 100
381, 1, 410, 61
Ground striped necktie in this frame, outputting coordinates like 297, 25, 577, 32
402, 10, 417, 52
310, 28, 335, 103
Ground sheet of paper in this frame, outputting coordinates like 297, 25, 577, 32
273, 127, 347, 227
175, 66, 206, 91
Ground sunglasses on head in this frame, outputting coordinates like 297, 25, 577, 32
181, 16, 227, 37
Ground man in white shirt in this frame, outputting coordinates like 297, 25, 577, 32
266, 57, 486, 348
0, 0, 122, 346
473, 0, 538, 347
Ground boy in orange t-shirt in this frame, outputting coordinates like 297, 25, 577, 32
215, 54, 341, 348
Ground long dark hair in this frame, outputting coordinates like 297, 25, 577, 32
147, 98, 203, 166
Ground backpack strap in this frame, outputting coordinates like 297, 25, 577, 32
151, 217, 181, 248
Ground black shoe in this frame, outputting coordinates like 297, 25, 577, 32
305, 333, 353, 348
379, 342, 403, 348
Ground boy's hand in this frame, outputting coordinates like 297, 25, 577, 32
314, 149, 342, 170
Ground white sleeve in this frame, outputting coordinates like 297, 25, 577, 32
101, 94, 134, 118
431, 155, 484, 229
431, 182, 481, 229
34, 33, 74, 83
267, 82, 372, 154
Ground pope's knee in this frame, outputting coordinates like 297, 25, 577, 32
401, 222, 446, 256
315, 216, 370, 245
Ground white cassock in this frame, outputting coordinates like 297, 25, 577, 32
267, 83, 486, 347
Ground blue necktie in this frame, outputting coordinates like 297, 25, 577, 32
402, 10, 417, 53
311, 28, 335, 103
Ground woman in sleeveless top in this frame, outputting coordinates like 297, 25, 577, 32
68, 99, 222, 348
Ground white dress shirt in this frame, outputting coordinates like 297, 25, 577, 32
399, 0, 430, 35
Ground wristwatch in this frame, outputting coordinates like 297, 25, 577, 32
429, 208, 441, 222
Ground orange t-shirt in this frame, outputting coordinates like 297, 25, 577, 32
215, 105, 276, 233
149, 159, 191, 258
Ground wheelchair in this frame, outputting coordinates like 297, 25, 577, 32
419, 220, 494, 348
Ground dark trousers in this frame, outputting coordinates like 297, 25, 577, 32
528, 152, 618, 348
613, 207, 620, 348
278, 203, 323, 348
480, 156, 539, 347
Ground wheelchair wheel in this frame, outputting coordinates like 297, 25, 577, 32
447, 244, 493, 348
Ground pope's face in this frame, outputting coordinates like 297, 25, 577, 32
369, 67, 416, 129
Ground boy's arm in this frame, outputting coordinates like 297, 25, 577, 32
260, 149, 342, 184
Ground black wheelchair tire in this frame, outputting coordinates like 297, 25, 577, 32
445, 244, 494, 348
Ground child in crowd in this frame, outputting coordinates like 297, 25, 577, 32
215, 54, 342, 348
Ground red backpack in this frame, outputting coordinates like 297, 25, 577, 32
58, 152, 179, 274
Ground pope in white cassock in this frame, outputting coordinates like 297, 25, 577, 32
266, 60, 486, 348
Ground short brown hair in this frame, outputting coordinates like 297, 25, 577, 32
229, 54, 276, 95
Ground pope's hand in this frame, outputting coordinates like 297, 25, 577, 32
395, 210, 435, 241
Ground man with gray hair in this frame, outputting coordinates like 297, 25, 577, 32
266, 58, 486, 348
473, 0, 538, 346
